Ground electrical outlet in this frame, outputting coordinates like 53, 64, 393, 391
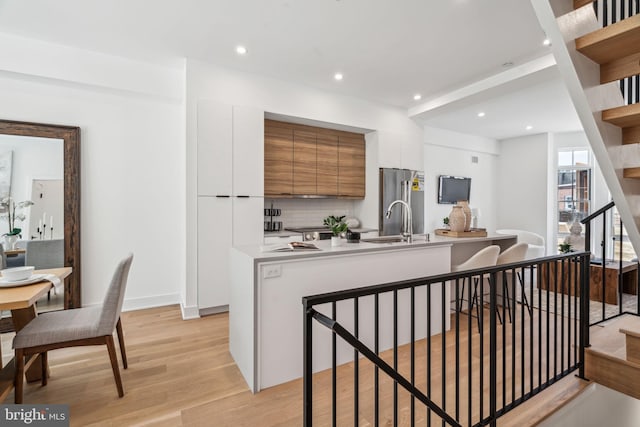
263, 264, 282, 279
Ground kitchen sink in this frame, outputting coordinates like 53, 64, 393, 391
360, 236, 407, 244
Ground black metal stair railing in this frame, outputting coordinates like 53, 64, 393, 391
581, 201, 640, 330
592, 0, 640, 105
303, 252, 590, 427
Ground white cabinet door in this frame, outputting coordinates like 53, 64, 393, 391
198, 196, 233, 309
233, 106, 264, 196
198, 100, 232, 196
233, 196, 264, 246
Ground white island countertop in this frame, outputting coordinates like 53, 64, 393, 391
238, 232, 517, 263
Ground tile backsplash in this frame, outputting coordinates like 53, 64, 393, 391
264, 198, 357, 228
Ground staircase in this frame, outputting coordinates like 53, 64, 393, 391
584, 314, 640, 399
530, 0, 640, 255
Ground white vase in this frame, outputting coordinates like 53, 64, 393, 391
331, 236, 341, 247
3, 234, 18, 251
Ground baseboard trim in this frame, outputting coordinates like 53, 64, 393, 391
180, 303, 201, 320
199, 305, 229, 317
121, 293, 181, 312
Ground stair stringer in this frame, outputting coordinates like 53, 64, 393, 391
531, 0, 640, 255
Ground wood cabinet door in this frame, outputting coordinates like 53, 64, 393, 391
316, 132, 338, 196
264, 122, 293, 197
293, 129, 317, 195
338, 134, 365, 198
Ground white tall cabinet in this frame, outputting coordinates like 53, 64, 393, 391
197, 100, 264, 311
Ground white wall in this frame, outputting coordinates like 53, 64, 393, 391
0, 34, 186, 310
185, 59, 424, 314
496, 133, 550, 240
0, 134, 63, 238
424, 127, 499, 233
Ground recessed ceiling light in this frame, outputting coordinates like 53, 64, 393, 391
334, 72, 343, 81
477, 112, 485, 118
526, 125, 533, 130
236, 45, 248, 55
543, 38, 551, 46
413, 94, 422, 101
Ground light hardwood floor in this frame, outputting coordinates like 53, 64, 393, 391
0, 305, 589, 426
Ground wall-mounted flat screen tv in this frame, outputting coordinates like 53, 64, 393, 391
438, 175, 471, 204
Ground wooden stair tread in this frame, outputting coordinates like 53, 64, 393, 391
576, 14, 640, 64
573, 0, 593, 9
588, 314, 640, 358
602, 103, 640, 128
600, 52, 640, 83
623, 167, 640, 178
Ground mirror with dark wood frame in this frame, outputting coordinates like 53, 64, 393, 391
0, 119, 80, 318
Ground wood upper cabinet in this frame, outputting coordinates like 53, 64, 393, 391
338, 134, 366, 198
264, 120, 293, 196
316, 132, 338, 196
293, 129, 317, 195
264, 120, 365, 198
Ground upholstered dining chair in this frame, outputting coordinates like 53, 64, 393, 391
13, 253, 133, 403
452, 245, 500, 331
496, 243, 530, 319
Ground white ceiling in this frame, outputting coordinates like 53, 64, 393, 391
0, 0, 582, 139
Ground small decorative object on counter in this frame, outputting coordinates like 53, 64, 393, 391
346, 230, 360, 243
324, 215, 348, 247
264, 202, 282, 231
448, 206, 466, 233
457, 200, 472, 231
442, 217, 449, 229
344, 217, 360, 229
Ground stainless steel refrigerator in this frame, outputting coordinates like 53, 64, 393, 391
379, 168, 425, 236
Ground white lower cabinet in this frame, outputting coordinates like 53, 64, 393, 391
198, 196, 232, 309
198, 195, 263, 310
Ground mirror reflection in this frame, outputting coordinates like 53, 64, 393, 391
0, 134, 64, 313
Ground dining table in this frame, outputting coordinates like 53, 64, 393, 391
0, 266, 72, 401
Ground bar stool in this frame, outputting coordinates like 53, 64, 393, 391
452, 245, 500, 331
496, 243, 529, 320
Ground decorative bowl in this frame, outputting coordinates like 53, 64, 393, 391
1, 266, 35, 281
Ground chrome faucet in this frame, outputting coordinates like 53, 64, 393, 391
385, 200, 413, 243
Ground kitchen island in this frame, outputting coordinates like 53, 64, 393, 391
229, 233, 515, 392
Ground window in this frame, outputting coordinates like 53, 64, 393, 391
557, 149, 591, 247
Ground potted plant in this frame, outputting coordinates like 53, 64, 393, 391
558, 242, 573, 253
323, 215, 348, 246
443, 217, 449, 229
0, 197, 34, 250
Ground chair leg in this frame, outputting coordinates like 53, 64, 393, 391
472, 278, 481, 332
105, 336, 124, 397
15, 348, 24, 404
458, 279, 466, 313
503, 278, 512, 324
116, 317, 128, 369
518, 271, 533, 316
41, 352, 48, 386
